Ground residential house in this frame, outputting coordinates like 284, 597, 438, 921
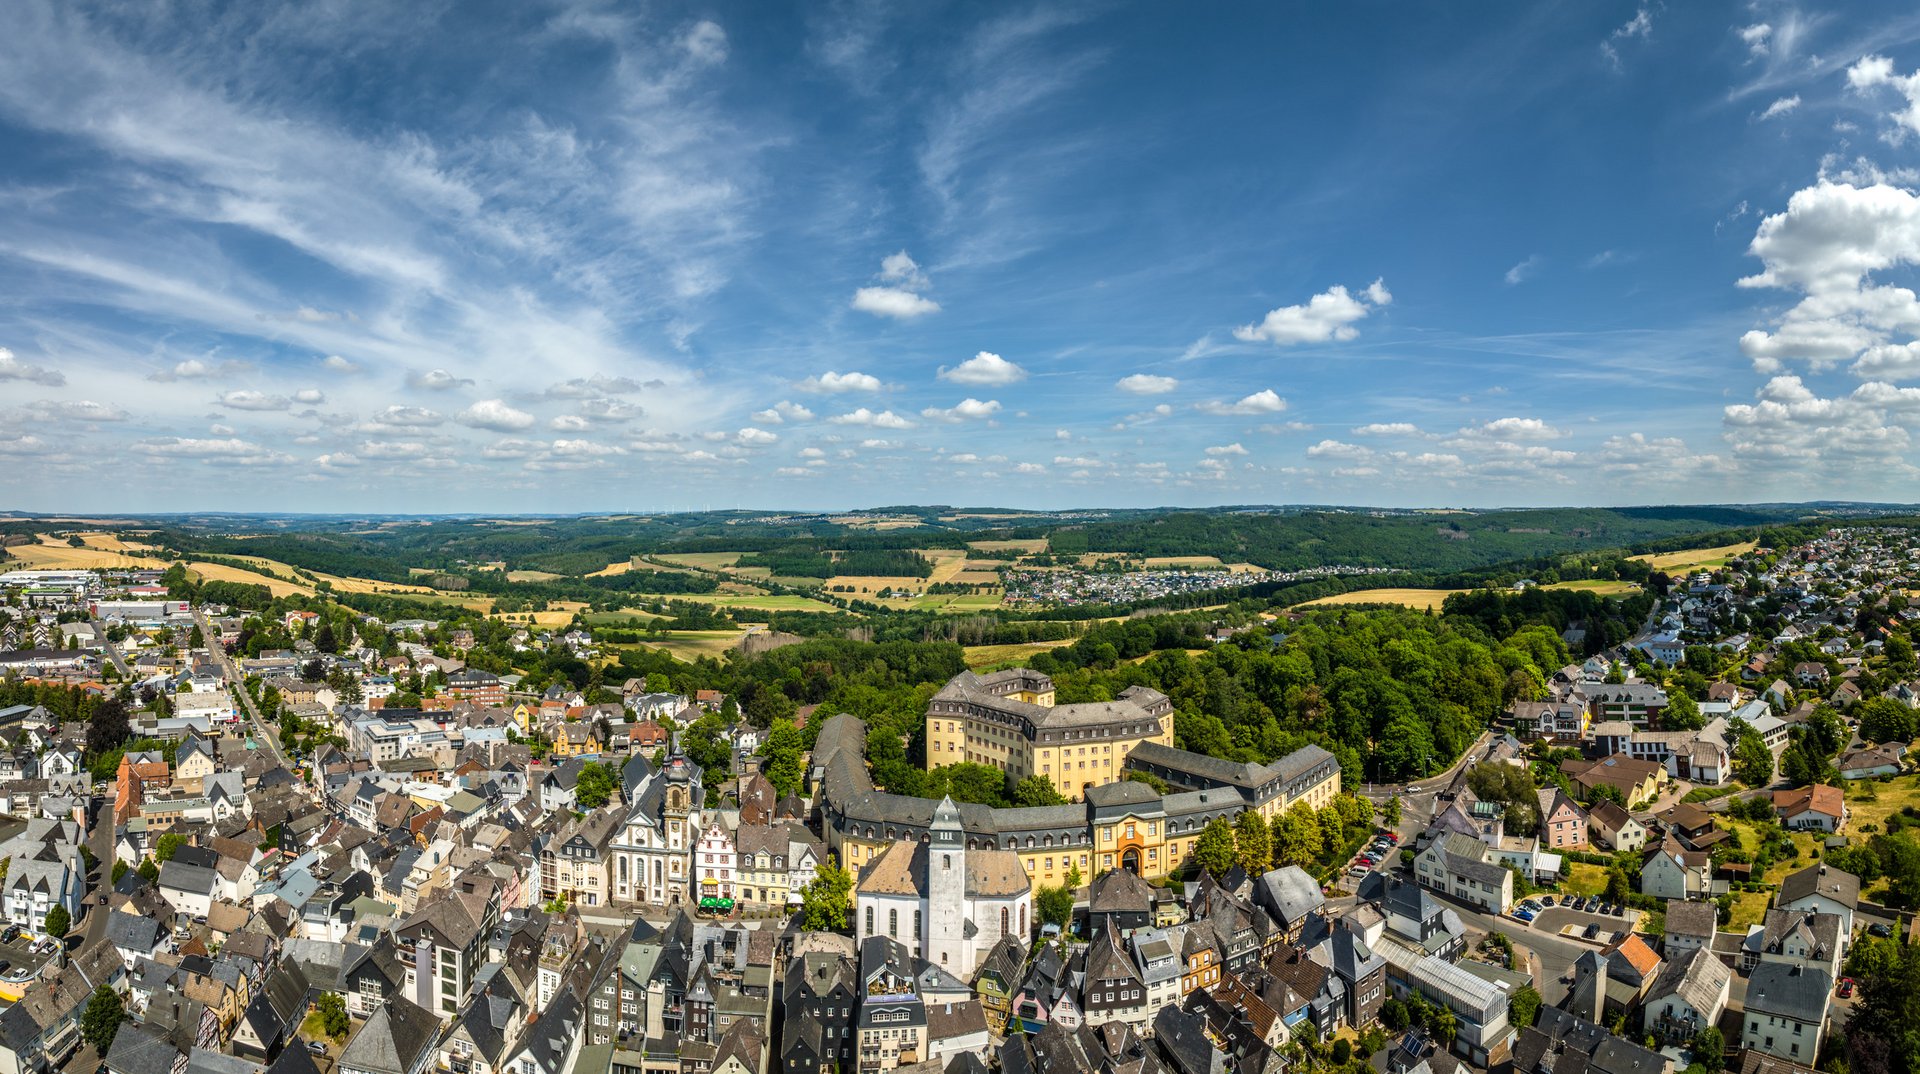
1645, 947, 1731, 1046
1588, 801, 1646, 853
1742, 962, 1832, 1065
1413, 833, 1513, 914
1772, 785, 1846, 833
338, 997, 441, 1074
1561, 755, 1666, 808
1777, 864, 1860, 941
1838, 743, 1905, 780
1640, 840, 1712, 901
1535, 788, 1588, 850
1662, 900, 1718, 960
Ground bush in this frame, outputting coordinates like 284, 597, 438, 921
1332, 1040, 1352, 1064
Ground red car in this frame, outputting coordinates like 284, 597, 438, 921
1838, 978, 1856, 998
1385, 833, 1401, 844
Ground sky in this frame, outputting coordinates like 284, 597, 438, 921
7, 2, 1920, 512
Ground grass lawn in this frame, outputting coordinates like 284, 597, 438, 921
1299, 588, 1471, 612
962, 640, 1077, 669
1836, 774, 1920, 835
1542, 580, 1641, 596
650, 552, 745, 569
1727, 891, 1772, 929
610, 631, 751, 661
1562, 862, 1609, 897
912, 592, 1007, 613
1761, 832, 1822, 886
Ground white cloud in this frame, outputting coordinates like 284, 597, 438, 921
360, 440, 428, 459
1353, 422, 1422, 436
293, 388, 326, 405
218, 390, 291, 411
1504, 255, 1543, 285
314, 453, 360, 469
829, 407, 915, 429
1738, 23, 1772, 57
851, 250, 940, 319
367, 405, 443, 428
736, 426, 778, 445
0, 348, 64, 386
1196, 390, 1287, 415
1735, 181, 1920, 375
775, 466, 810, 477
1014, 462, 1045, 474
1233, 280, 1389, 346
1204, 443, 1248, 456
133, 437, 288, 463
922, 398, 1001, 422
546, 374, 649, 398
1457, 417, 1564, 441
549, 438, 623, 457
939, 351, 1027, 386
409, 368, 473, 391
799, 370, 883, 393
25, 400, 127, 423
458, 399, 536, 431
751, 400, 815, 424
681, 20, 729, 65
1759, 95, 1801, 121
1305, 439, 1372, 461
322, 355, 360, 374
1601, 8, 1652, 70
1116, 374, 1178, 395
482, 439, 538, 459
1849, 56, 1920, 140
797, 447, 826, 459
550, 414, 592, 431
859, 438, 899, 449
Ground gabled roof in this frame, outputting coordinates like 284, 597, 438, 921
337, 996, 440, 1074
1778, 863, 1860, 909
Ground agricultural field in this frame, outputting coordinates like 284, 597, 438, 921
1542, 579, 1641, 595
78, 532, 160, 554
666, 593, 842, 614
615, 630, 751, 661
506, 570, 562, 583
2, 535, 163, 569
962, 639, 1076, 668
650, 552, 745, 570
967, 538, 1047, 554
1629, 542, 1758, 575
1299, 588, 1471, 612
912, 591, 1006, 613
184, 560, 314, 598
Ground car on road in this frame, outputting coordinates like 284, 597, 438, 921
1869, 923, 1894, 938
1839, 977, 1856, 998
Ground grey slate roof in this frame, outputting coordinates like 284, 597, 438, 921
1745, 962, 1833, 1025
1255, 865, 1324, 928
338, 996, 440, 1074
1778, 864, 1860, 910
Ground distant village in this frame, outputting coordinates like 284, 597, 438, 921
0, 527, 1912, 1074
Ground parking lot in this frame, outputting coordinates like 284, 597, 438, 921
0, 929, 63, 1002
1340, 833, 1403, 885
1507, 895, 1638, 945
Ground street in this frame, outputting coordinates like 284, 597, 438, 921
192, 608, 291, 770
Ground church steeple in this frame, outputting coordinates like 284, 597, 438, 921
927, 796, 967, 969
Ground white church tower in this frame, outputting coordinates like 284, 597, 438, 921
926, 796, 968, 970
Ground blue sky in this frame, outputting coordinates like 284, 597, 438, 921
6, 1, 1920, 512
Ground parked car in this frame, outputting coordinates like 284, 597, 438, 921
1869, 923, 1895, 938
1385, 833, 1400, 843
1514, 910, 1535, 923
1839, 977, 1857, 998
1583, 923, 1601, 940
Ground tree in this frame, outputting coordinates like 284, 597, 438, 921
86, 698, 130, 757
1012, 776, 1069, 808
1733, 726, 1774, 786
136, 859, 158, 883
1381, 797, 1402, 829
1332, 1040, 1352, 1065
1036, 884, 1073, 929
1380, 998, 1409, 1032
1234, 810, 1273, 875
1193, 816, 1237, 878
316, 992, 350, 1040
1586, 783, 1626, 808
1859, 697, 1917, 745
1886, 632, 1916, 676
80, 984, 124, 1053
1689, 1027, 1725, 1074
1273, 801, 1324, 866
575, 763, 615, 809
799, 857, 854, 932
111, 860, 127, 884
1662, 691, 1704, 732
154, 832, 185, 863
315, 621, 338, 654
1604, 867, 1631, 905
1510, 985, 1542, 1030
43, 905, 68, 938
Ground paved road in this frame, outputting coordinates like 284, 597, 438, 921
1413, 879, 1592, 1006
92, 620, 130, 679
1359, 730, 1494, 802
192, 608, 290, 770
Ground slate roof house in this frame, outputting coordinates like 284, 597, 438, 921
338, 997, 441, 1074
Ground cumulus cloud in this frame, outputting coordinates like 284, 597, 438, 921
133, 437, 288, 463
314, 453, 360, 469
751, 400, 814, 424
24, 400, 127, 423
409, 368, 473, 391
851, 250, 940, 319
799, 370, 883, 393
1722, 374, 1920, 466
1454, 417, 1565, 441
483, 439, 539, 460
1116, 374, 1178, 395
1353, 422, 1422, 436
736, 427, 778, 445
1735, 181, 1920, 375
1759, 95, 1801, 121
1738, 23, 1772, 57
0, 348, 65, 387
367, 405, 443, 428
322, 355, 360, 374
1233, 280, 1390, 346
681, 19, 729, 64
1204, 443, 1249, 456
293, 388, 325, 405
1849, 56, 1920, 140
1196, 390, 1288, 415
939, 351, 1027, 386
218, 390, 290, 411
458, 399, 536, 431
921, 398, 1001, 422
359, 440, 428, 459
550, 414, 591, 432
828, 408, 915, 429
546, 374, 648, 397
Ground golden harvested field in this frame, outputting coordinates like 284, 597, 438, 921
921, 549, 970, 585
967, 538, 1047, 553
588, 559, 637, 577
1630, 542, 1757, 574
962, 640, 1076, 668
652, 552, 745, 570
506, 570, 562, 583
1543, 580, 1641, 595
913, 592, 1006, 613
3, 536, 161, 569
608, 630, 752, 661
952, 570, 1003, 585
78, 532, 159, 553
667, 593, 842, 613
184, 561, 314, 597
1299, 588, 1470, 612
